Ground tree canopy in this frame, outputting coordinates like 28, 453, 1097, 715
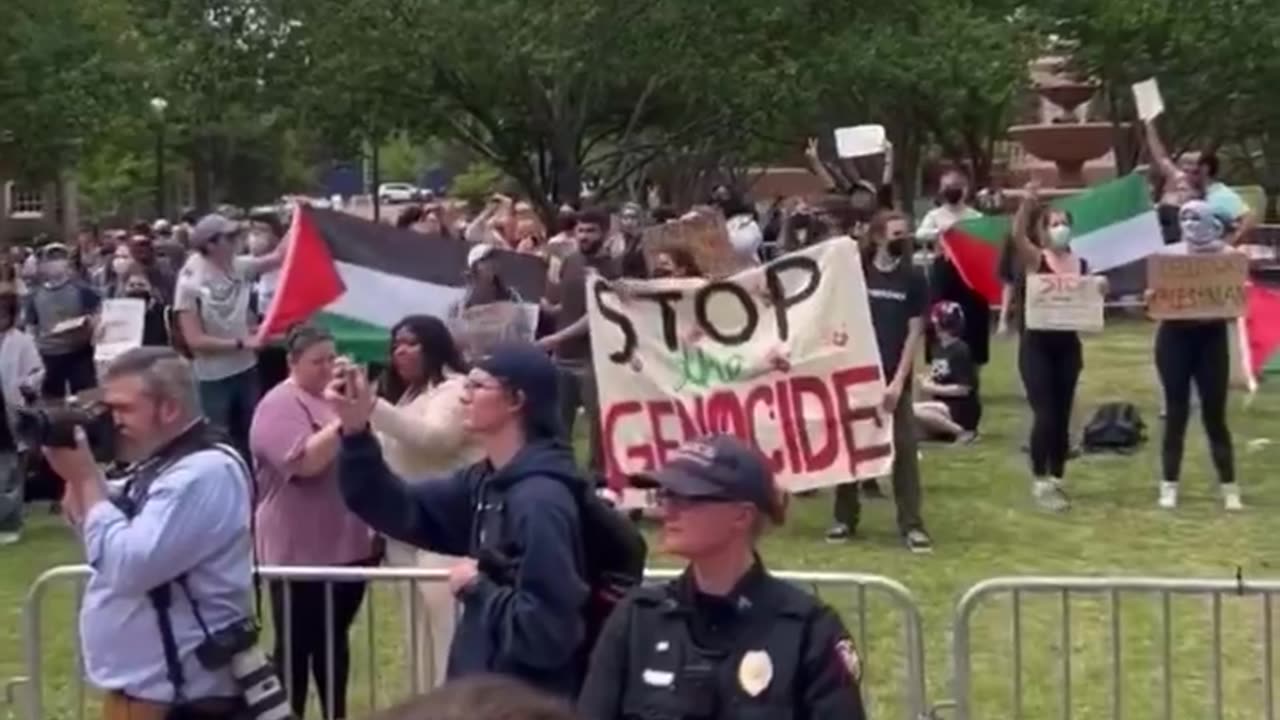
3, 0, 1277, 219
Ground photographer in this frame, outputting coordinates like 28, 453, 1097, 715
43, 347, 267, 720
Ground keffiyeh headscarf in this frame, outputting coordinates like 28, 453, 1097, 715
1179, 199, 1225, 253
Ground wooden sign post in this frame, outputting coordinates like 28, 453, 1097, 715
1146, 253, 1247, 320
1024, 274, 1106, 332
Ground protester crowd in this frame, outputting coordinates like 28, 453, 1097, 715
2, 121, 1261, 720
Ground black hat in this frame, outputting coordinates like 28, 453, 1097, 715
631, 435, 785, 524
474, 343, 561, 439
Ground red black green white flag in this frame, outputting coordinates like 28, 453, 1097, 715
258, 203, 547, 362
940, 174, 1162, 305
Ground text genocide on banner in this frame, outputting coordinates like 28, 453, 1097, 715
1024, 274, 1106, 332
1146, 252, 1247, 321
587, 240, 893, 503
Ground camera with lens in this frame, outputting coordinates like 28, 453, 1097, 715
196, 619, 294, 720
14, 390, 115, 460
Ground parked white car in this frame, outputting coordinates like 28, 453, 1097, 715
378, 182, 419, 204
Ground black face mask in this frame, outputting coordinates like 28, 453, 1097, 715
126, 290, 152, 301
885, 237, 909, 258
650, 268, 673, 279
942, 187, 964, 205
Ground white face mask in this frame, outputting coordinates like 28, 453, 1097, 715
42, 259, 70, 281
247, 231, 273, 256
1048, 224, 1072, 249
111, 257, 133, 275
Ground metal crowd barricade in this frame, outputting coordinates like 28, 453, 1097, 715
9, 565, 929, 720
939, 576, 1280, 720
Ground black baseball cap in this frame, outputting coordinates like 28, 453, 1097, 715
631, 435, 785, 524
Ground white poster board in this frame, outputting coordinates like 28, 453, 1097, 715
1024, 275, 1106, 332
1132, 78, 1164, 122
587, 240, 893, 508
94, 299, 146, 366
834, 124, 887, 159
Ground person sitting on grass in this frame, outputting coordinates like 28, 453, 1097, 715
914, 301, 980, 444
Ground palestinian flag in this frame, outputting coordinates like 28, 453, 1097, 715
1238, 282, 1280, 391
941, 174, 1162, 305
258, 204, 548, 363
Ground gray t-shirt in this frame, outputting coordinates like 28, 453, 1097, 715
25, 281, 100, 356
174, 255, 267, 381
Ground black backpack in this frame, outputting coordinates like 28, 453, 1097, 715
576, 490, 647, 659
477, 481, 647, 664
1082, 402, 1146, 454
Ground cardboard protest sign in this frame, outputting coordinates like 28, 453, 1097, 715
1132, 78, 1164, 122
1024, 274, 1106, 332
1146, 252, 1247, 320
641, 212, 747, 279
448, 301, 538, 362
588, 240, 893, 506
834, 124, 887, 158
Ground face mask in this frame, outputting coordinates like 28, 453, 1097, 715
1048, 224, 1072, 249
941, 187, 964, 205
884, 237, 908, 258
43, 260, 70, 280
126, 289, 151, 300
650, 268, 673, 279
1179, 200, 1224, 251
111, 257, 132, 275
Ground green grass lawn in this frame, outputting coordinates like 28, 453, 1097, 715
3, 321, 1278, 719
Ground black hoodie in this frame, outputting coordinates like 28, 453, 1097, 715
338, 430, 588, 698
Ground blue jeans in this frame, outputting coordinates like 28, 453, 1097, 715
0, 451, 23, 533
198, 367, 259, 462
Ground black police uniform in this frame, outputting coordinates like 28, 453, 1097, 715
578, 560, 866, 720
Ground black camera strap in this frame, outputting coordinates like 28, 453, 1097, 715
118, 422, 256, 704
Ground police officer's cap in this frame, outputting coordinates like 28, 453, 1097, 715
631, 434, 786, 524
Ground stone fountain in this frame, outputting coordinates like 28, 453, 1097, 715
1007, 57, 1127, 191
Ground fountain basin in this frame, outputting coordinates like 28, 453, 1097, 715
1008, 122, 1127, 187
1035, 82, 1098, 114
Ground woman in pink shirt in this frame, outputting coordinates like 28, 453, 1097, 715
250, 324, 375, 719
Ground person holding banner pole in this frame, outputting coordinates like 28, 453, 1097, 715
537, 209, 619, 481
829, 211, 933, 553
1009, 182, 1103, 512
1146, 200, 1241, 511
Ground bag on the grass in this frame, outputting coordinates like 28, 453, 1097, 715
1082, 402, 1146, 454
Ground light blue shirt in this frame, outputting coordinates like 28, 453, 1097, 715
80, 448, 253, 702
1205, 182, 1247, 224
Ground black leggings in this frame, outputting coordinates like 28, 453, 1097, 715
269, 578, 368, 719
1155, 322, 1235, 484
1019, 333, 1082, 478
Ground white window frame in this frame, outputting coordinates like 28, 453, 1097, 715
5, 182, 44, 219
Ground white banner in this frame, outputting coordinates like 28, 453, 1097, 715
587, 240, 893, 497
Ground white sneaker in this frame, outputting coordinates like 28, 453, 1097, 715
1033, 479, 1070, 512
1222, 485, 1243, 512
1158, 482, 1178, 509
0, 532, 20, 546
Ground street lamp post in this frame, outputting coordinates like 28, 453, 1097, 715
150, 97, 168, 220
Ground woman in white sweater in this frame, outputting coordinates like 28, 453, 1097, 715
371, 315, 481, 690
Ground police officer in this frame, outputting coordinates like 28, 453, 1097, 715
578, 434, 866, 720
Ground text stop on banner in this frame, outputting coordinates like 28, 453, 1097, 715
586, 240, 894, 498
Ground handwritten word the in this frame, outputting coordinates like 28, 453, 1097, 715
675, 347, 744, 391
